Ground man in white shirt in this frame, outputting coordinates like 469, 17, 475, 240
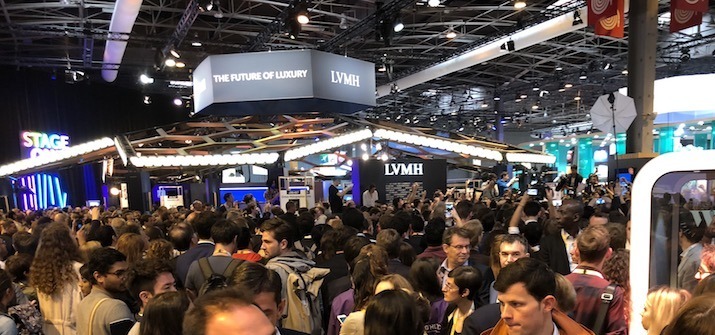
362, 184, 378, 207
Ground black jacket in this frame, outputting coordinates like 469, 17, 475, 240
462, 303, 501, 335
539, 232, 571, 275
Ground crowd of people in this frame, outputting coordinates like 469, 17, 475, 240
0, 172, 713, 335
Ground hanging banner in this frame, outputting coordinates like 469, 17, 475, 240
671, 0, 708, 13
192, 50, 376, 116
593, 0, 624, 38
669, 7, 703, 33
588, 0, 618, 26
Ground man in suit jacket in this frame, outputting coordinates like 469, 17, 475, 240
539, 200, 583, 275
174, 212, 216, 288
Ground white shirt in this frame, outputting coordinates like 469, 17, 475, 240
561, 229, 579, 272
362, 190, 378, 207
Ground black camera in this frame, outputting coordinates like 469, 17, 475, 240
525, 182, 547, 200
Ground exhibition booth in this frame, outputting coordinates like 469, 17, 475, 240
0, 49, 555, 212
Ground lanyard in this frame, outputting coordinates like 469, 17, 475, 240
574, 268, 604, 279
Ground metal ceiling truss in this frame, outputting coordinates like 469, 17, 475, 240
0, 0, 714, 142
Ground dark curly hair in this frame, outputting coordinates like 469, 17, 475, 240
29, 222, 82, 295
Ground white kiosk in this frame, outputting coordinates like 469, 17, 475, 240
158, 185, 184, 209
630, 151, 715, 335
279, 176, 315, 209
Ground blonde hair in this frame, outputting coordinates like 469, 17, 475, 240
644, 286, 691, 335
554, 273, 577, 314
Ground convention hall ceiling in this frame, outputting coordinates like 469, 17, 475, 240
0, 0, 714, 140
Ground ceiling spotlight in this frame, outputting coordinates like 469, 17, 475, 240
494, 96, 501, 101
680, 48, 691, 62
520, 93, 528, 99
191, 41, 202, 47
574, 96, 581, 101
139, 74, 154, 84
514, 0, 526, 9
555, 65, 563, 71
393, 19, 404, 32
532, 85, 540, 91
603, 62, 612, 70
199, 0, 214, 11
173, 97, 183, 106
378, 64, 387, 72
481, 103, 489, 108
579, 70, 587, 80
564, 83, 573, 88
296, 9, 310, 24
165, 58, 176, 67
445, 28, 457, 39
428, 0, 441, 7
169, 48, 181, 58
339, 15, 348, 29
286, 16, 302, 39
213, 7, 223, 18
143, 95, 151, 104
500, 40, 516, 51
622, 69, 628, 75
558, 88, 566, 92
515, 98, 522, 102
175, 61, 186, 68
572, 10, 583, 26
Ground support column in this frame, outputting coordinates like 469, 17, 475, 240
578, 138, 594, 177
625, 0, 657, 154
710, 121, 715, 149
616, 133, 626, 155
694, 133, 707, 149
658, 127, 674, 153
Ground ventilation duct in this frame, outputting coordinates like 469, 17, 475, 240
102, 0, 143, 82
376, 7, 587, 97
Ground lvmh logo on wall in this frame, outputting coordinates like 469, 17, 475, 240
384, 163, 424, 176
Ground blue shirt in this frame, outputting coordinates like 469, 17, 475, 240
496, 179, 509, 196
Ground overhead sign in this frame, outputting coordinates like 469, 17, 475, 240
354, 159, 446, 206
193, 50, 375, 116
384, 162, 424, 176
20, 131, 70, 158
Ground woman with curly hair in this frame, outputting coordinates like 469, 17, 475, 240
602, 248, 631, 326
144, 239, 175, 263
29, 222, 83, 335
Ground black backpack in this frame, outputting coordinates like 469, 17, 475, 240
197, 257, 241, 296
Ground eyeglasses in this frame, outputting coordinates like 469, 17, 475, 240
443, 282, 459, 291
450, 244, 470, 251
106, 269, 128, 277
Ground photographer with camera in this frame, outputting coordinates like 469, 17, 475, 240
555, 165, 583, 197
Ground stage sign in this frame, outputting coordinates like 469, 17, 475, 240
20, 131, 70, 158
192, 50, 375, 116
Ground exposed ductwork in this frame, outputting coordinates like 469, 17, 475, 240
376, 7, 588, 98
102, 0, 143, 82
